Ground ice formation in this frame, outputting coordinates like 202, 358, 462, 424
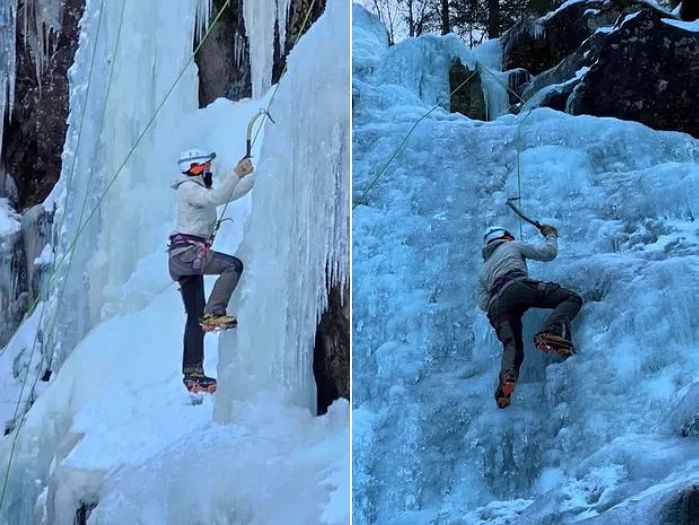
353, 5, 699, 524
0, 0, 349, 522
217, 0, 350, 417
244, 0, 294, 97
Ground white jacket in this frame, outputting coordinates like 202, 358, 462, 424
171, 172, 254, 239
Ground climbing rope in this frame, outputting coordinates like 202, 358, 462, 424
0, 0, 232, 511
213, 0, 318, 239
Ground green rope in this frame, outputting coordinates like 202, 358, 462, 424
353, 69, 479, 209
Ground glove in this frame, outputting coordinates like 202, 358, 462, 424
540, 224, 558, 237
234, 158, 254, 177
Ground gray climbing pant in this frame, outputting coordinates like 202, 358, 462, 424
169, 245, 243, 372
487, 278, 582, 379
169, 245, 243, 315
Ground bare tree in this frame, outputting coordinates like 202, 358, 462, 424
441, 0, 450, 34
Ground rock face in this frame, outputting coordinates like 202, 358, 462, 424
313, 283, 350, 415
449, 60, 486, 120
195, 0, 252, 106
568, 9, 699, 138
273, 0, 327, 82
195, 0, 327, 106
502, 0, 699, 138
1, 0, 85, 211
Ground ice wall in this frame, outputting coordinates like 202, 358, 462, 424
217, 0, 350, 418
353, 6, 699, 524
0, 0, 215, 519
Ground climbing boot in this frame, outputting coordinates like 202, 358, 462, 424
534, 332, 574, 359
200, 313, 237, 332
495, 371, 517, 409
183, 369, 217, 394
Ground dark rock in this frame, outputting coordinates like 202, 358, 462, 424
313, 282, 349, 415
539, 78, 581, 111
195, 0, 251, 106
681, 0, 699, 22
502, 0, 669, 76
196, 0, 326, 105
568, 9, 699, 138
450, 60, 486, 120
273, 0, 327, 83
1, 0, 85, 211
521, 28, 607, 101
658, 484, 699, 525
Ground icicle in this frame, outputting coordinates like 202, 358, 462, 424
243, 0, 277, 97
277, 0, 291, 54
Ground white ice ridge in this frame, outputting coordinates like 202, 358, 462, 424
352, 6, 699, 524
217, 0, 350, 418
244, 0, 296, 97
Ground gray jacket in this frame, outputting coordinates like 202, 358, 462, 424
476, 234, 558, 311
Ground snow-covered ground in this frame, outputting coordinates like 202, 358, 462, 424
0, 0, 349, 523
352, 5, 699, 524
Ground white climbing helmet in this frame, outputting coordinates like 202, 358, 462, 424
177, 148, 216, 173
483, 225, 512, 245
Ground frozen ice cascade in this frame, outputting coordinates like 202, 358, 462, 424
244, 0, 293, 97
353, 5, 699, 525
0, 0, 349, 523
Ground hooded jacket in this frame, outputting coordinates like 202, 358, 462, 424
171, 171, 254, 239
476, 234, 557, 312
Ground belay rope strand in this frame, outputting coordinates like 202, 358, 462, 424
0, 0, 233, 511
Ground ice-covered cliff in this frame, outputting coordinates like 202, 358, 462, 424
0, 0, 349, 523
352, 5, 699, 524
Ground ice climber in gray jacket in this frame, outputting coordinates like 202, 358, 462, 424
168, 148, 254, 393
477, 224, 582, 409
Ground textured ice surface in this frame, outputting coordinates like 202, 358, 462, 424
216, 0, 350, 417
0, 1, 349, 523
353, 6, 699, 524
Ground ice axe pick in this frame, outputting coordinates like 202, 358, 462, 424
244, 108, 275, 159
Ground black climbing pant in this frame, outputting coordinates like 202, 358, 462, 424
488, 279, 582, 378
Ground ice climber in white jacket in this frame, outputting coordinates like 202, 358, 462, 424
168, 148, 254, 393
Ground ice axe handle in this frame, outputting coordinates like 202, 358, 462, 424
506, 199, 543, 230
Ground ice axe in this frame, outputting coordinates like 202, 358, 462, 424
244, 108, 275, 159
506, 197, 544, 232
